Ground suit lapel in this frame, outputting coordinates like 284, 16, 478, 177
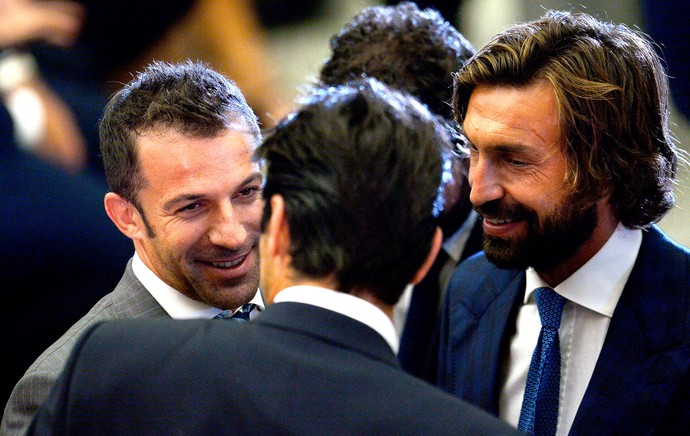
572, 226, 689, 434
110, 259, 170, 318
466, 271, 524, 413
441, 259, 524, 414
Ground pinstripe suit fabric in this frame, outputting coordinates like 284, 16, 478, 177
1, 258, 169, 435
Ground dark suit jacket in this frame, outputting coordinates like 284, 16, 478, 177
398, 215, 483, 380
437, 225, 690, 435
28, 302, 519, 435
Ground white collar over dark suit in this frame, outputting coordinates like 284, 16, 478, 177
28, 292, 520, 435
436, 225, 690, 435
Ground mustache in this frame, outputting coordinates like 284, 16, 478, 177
474, 199, 535, 222
190, 238, 260, 260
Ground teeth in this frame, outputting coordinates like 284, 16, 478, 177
486, 218, 511, 224
211, 256, 244, 268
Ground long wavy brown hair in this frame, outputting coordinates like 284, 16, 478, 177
454, 10, 684, 228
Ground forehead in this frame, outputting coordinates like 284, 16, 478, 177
463, 80, 561, 152
136, 128, 259, 185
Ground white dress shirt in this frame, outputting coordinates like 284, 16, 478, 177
274, 285, 399, 354
132, 251, 264, 319
499, 223, 642, 435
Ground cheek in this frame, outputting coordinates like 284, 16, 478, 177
526, 184, 570, 219
164, 224, 205, 255
243, 201, 265, 231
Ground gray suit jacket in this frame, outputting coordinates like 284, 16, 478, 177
1, 258, 169, 435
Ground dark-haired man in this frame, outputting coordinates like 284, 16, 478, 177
3, 60, 264, 435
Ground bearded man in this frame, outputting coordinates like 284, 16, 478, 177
435, 10, 690, 436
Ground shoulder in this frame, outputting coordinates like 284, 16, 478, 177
25, 291, 125, 374
624, 225, 690, 343
446, 252, 523, 311
0, 296, 112, 435
3, 291, 122, 417
72, 319, 247, 364
394, 376, 520, 435
641, 225, 690, 259
631, 226, 690, 299
3, 284, 168, 433
56, 319, 252, 396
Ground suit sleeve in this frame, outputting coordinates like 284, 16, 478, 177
26, 322, 107, 436
2, 369, 61, 435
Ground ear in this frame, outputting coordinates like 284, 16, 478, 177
265, 194, 290, 258
103, 192, 147, 240
410, 227, 443, 285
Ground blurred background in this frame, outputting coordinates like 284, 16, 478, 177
1, 0, 687, 404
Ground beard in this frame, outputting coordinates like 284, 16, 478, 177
476, 194, 598, 273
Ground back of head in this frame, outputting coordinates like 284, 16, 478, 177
256, 79, 450, 305
453, 10, 679, 228
99, 60, 261, 205
319, 1, 475, 121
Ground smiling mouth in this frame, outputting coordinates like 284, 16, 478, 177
483, 217, 517, 225
209, 255, 246, 269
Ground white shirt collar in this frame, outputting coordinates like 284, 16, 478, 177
273, 285, 399, 354
525, 222, 642, 317
132, 251, 264, 319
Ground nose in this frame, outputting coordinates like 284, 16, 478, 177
208, 203, 247, 249
468, 155, 504, 207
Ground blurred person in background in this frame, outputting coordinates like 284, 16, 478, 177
317, 1, 480, 381
0, 0, 131, 407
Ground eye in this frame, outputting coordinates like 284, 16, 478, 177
506, 158, 529, 167
234, 186, 261, 200
178, 202, 203, 214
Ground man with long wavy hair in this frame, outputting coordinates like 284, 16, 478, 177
436, 10, 689, 435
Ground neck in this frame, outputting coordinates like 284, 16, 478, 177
274, 276, 395, 322
350, 288, 394, 320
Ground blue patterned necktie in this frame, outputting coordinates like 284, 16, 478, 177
213, 303, 256, 322
518, 287, 565, 436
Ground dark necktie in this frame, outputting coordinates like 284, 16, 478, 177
213, 303, 256, 321
518, 287, 565, 436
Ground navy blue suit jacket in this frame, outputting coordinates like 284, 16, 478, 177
398, 214, 484, 380
28, 302, 519, 435
437, 225, 690, 435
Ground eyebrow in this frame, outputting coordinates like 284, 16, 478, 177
461, 124, 530, 154
467, 139, 533, 155
489, 143, 533, 154
162, 172, 263, 211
